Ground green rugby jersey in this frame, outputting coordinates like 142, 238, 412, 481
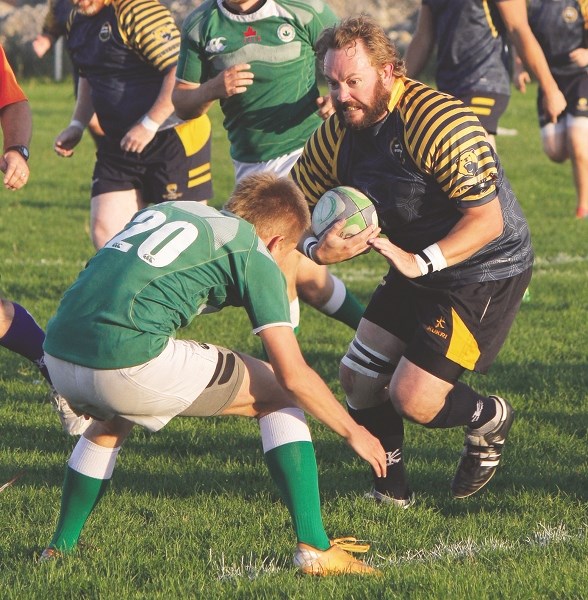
44, 202, 291, 368
176, 0, 337, 162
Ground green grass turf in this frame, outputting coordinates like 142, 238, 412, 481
0, 79, 586, 598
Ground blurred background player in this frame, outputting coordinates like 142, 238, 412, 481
172, 0, 365, 335
32, 0, 104, 145
294, 16, 533, 504
0, 43, 87, 435
515, 0, 588, 219
405, 0, 566, 149
39, 173, 386, 576
54, 0, 213, 250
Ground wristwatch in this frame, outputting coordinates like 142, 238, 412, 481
5, 145, 30, 161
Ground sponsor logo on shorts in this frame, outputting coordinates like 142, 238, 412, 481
277, 24, 295, 42
426, 316, 448, 339
163, 183, 182, 200
205, 37, 226, 53
99, 22, 112, 42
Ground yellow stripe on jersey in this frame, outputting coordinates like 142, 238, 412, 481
175, 115, 211, 156
115, 0, 180, 72
579, 0, 588, 28
400, 79, 497, 204
482, 0, 499, 38
293, 116, 341, 206
446, 308, 480, 371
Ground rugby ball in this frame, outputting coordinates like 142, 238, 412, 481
311, 186, 378, 239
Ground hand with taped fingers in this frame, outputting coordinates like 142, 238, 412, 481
313, 219, 381, 265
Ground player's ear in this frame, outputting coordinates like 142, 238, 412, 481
265, 234, 285, 256
381, 63, 394, 86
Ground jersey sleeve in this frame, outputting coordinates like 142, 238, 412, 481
242, 239, 292, 333
306, 0, 338, 47
116, 0, 180, 72
292, 114, 344, 209
0, 46, 27, 108
176, 7, 207, 84
401, 80, 498, 208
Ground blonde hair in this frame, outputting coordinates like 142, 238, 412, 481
224, 172, 310, 243
316, 15, 406, 77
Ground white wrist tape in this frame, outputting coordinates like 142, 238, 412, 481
415, 243, 447, 276
302, 236, 319, 262
69, 119, 85, 131
141, 115, 160, 132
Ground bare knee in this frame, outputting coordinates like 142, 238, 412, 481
0, 298, 15, 337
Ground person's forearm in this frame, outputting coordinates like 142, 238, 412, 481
1, 101, 32, 148
172, 82, 216, 120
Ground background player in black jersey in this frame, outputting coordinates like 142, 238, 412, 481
405, 0, 566, 149
293, 16, 534, 503
514, 0, 588, 219
53, 0, 213, 250
32, 0, 104, 145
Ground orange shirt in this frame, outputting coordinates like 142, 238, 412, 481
0, 45, 27, 109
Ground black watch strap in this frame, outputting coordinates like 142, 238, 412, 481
5, 145, 30, 161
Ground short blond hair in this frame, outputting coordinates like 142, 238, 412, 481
316, 15, 406, 77
224, 172, 310, 243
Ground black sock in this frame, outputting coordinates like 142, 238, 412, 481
425, 382, 497, 430
347, 401, 410, 499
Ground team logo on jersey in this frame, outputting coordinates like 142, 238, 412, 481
206, 37, 227, 53
577, 96, 588, 112
277, 24, 295, 42
163, 183, 182, 200
243, 25, 261, 44
389, 137, 405, 163
155, 24, 175, 42
456, 149, 479, 178
562, 6, 579, 23
99, 22, 112, 42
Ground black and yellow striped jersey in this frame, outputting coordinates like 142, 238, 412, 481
292, 78, 533, 287
66, 0, 180, 138
423, 0, 511, 97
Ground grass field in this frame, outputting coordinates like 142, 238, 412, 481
0, 79, 587, 599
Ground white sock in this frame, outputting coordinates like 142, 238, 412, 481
259, 407, 311, 453
319, 275, 346, 315
68, 436, 120, 479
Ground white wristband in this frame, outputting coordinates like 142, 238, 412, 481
69, 119, 85, 131
141, 115, 160, 132
302, 236, 319, 262
416, 243, 447, 275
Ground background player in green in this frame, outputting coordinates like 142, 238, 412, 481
293, 16, 533, 505
515, 0, 588, 219
39, 173, 386, 576
172, 0, 364, 338
405, 0, 566, 149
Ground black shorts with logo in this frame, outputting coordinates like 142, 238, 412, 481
538, 71, 588, 127
363, 267, 532, 382
91, 116, 212, 202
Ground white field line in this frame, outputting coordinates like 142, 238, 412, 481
211, 522, 587, 580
